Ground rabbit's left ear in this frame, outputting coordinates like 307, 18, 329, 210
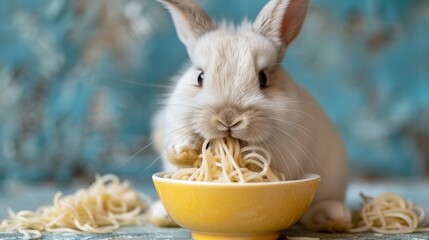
254, 0, 310, 50
159, 0, 215, 55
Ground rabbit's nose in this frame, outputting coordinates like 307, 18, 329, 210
219, 107, 239, 127
211, 107, 248, 132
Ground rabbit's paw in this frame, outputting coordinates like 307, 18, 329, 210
148, 200, 178, 227
301, 200, 352, 232
167, 135, 201, 166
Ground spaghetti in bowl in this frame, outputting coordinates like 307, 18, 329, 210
152, 172, 320, 240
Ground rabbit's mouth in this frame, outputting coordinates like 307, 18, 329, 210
206, 113, 257, 141
191, 106, 273, 143
201, 126, 271, 144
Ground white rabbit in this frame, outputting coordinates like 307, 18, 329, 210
150, 0, 351, 231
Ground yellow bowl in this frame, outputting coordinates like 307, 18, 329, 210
152, 172, 320, 240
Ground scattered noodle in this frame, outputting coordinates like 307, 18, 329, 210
165, 137, 285, 183
0, 174, 149, 238
349, 192, 429, 234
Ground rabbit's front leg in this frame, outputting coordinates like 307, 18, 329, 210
166, 132, 202, 167
301, 201, 352, 232
153, 109, 203, 169
148, 200, 178, 227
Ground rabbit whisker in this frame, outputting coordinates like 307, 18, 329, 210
263, 116, 316, 145
266, 128, 306, 179
270, 125, 329, 176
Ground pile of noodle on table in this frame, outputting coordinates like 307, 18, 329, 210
347, 192, 429, 234
0, 175, 149, 238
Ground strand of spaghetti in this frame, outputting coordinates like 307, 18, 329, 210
233, 138, 240, 161
230, 137, 241, 163
415, 207, 428, 226
266, 169, 282, 181
243, 171, 263, 182
243, 153, 269, 175
242, 146, 272, 163
242, 145, 273, 178
171, 168, 196, 179
222, 138, 238, 182
218, 139, 232, 182
243, 148, 274, 181
220, 138, 245, 182
201, 138, 211, 181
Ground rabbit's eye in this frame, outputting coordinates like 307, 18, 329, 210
259, 71, 268, 89
197, 71, 204, 87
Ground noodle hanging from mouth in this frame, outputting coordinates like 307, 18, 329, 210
165, 137, 285, 183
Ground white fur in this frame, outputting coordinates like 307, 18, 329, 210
152, 0, 350, 231
158, 0, 215, 55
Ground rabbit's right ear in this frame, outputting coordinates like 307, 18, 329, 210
159, 0, 215, 55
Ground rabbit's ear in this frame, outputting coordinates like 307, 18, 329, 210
159, 0, 215, 54
254, 0, 309, 49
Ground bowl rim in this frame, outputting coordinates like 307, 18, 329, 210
152, 172, 320, 187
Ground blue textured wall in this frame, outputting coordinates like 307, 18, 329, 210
0, 0, 428, 182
